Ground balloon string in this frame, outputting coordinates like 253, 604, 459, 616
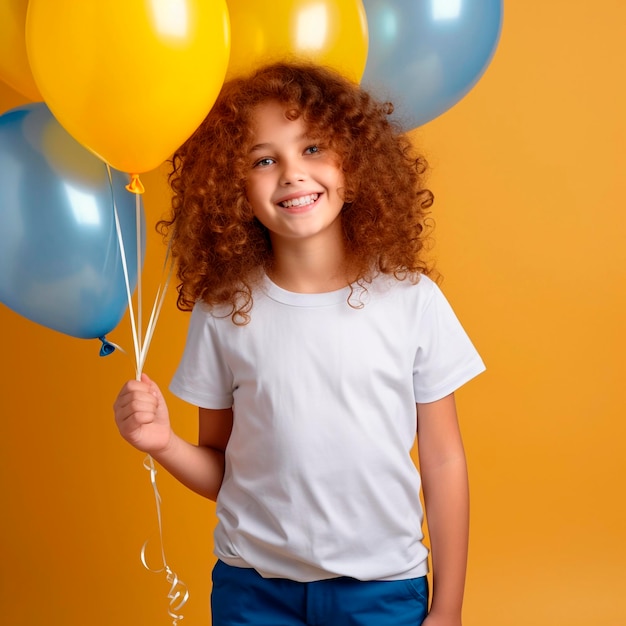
106, 165, 188, 624
136, 192, 143, 365
138, 239, 174, 374
141, 455, 190, 624
107, 165, 141, 378
106, 165, 173, 377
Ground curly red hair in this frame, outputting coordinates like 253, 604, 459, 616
162, 62, 435, 323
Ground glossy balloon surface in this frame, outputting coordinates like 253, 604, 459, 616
361, 0, 502, 128
226, 0, 368, 83
25, 0, 230, 174
0, 104, 143, 339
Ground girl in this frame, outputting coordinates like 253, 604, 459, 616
114, 62, 485, 626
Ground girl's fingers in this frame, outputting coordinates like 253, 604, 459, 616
114, 391, 158, 422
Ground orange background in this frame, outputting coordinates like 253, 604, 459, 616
1, 3, 625, 624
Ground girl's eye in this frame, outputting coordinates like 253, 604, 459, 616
304, 145, 319, 155
253, 157, 275, 168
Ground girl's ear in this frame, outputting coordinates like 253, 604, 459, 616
339, 178, 357, 204
340, 190, 353, 205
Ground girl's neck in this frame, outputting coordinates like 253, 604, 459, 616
267, 233, 352, 294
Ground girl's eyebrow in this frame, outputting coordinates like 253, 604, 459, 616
249, 143, 272, 154
249, 133, 314, 154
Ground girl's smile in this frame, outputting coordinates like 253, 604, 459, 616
276, 192, 320, 210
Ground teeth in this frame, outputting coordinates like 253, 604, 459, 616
280, 193, 318, 208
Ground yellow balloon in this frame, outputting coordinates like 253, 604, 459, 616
0, 0, 42, 101
226, 0, 368, 83
25, 0, 230, 175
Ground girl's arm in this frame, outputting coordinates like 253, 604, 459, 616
114, 373, 232, 501
417, 393, 469, 626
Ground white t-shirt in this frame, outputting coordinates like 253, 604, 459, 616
170, 274, 485, 582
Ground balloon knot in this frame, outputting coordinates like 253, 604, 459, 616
125, 173, 145, 194
98, 336, 117, 357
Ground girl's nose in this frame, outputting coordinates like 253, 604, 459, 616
279, 160, 306, 185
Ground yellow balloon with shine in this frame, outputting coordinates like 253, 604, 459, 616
26, 0, 231, 175
226, 0, 368, 83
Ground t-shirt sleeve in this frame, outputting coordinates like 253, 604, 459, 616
413, 282, 486, 403
169, 303, 234, 409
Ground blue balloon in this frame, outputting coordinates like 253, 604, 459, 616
361, 0, 503, 129
0, 103, 144, 340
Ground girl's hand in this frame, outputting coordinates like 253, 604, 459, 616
113, 373, 172, 454
422, 613, 462, 626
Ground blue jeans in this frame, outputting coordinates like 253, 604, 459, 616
211, 560, 429, 625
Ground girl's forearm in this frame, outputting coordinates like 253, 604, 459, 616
151, 432, 226, 501
422, 454, 470, 621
